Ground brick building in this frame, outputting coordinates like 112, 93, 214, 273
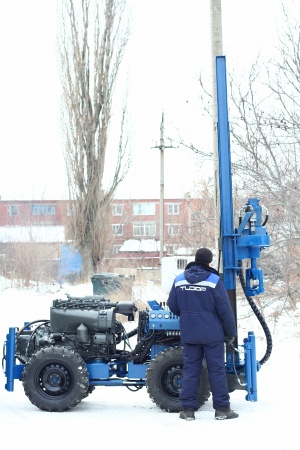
109, 197, 194, 266
0, 196, 214, 270
0, 199, 69, 283
0, 199, 68, 227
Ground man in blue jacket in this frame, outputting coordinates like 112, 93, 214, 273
167, 248, 239, 421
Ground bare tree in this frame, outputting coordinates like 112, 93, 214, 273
172, 181, 216, 252
227, 4, 300, 309
180, 4, 300, 309
58, 0, 130, 275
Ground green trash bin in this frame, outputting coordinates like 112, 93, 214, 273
91, 272, 134, 295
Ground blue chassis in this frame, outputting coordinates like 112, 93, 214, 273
4, 324, 259, 402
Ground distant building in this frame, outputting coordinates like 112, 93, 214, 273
0, 199, 68, 227
108, 196, 209, 267
0, 196, 214, 270
0, 199, 69, 282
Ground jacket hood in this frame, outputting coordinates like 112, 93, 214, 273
184, 261, 219, 284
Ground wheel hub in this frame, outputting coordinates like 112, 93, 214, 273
39, 364, 71, 395
163, 365, 182, 397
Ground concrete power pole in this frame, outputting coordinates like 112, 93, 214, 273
210, 0, 223, 270
159, 112, 165, 265
153, 113, 174, 272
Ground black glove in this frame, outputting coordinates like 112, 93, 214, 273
224, 336, 235, 345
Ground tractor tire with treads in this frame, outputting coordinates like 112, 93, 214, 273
22, 346, 89, 412
146, 346, 210, 412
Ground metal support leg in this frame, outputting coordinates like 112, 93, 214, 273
244, 331, 259, 401
5, 327, 16, 392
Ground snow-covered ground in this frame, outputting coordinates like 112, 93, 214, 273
0, 277, 299, 450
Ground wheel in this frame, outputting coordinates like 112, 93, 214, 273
146, 346, 210, 412
22, 346, 89, 412
82, 385, 96, 399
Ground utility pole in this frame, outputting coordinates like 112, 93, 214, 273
153, 112, 174, 270
210, 0, 223, 270
159, 113, 165, 265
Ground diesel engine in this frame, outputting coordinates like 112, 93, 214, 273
16, 295, 139, 363
15, 294, 180, 365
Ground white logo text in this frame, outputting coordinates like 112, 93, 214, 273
179, 286, 206, 291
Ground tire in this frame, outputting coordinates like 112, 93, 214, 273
22, 346, 89, 412
82, 385, 96, 399
146, 346, 210, 412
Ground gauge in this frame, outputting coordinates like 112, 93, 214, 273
157, 313, 163, 319
164, 313, 170, 319
150, 313, 156, 319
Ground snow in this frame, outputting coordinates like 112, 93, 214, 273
0, 277, 299, 450
0, 225, 65, 243
119, 239, 161, 252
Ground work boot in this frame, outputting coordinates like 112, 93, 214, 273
179, 409, 195, 421
215, 408, 239, 420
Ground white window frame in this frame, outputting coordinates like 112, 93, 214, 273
167, 224, 180, 235
31, 204, 56, 215
133, 222, 156, 236
168, 203, 179, 215
112, 245, 122, 255
133, 203, 155, 216
112, 204, 123, 216
7, 205, 18, 216
112, 224, 124, 236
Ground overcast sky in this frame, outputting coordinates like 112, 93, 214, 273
0, 0, 286, 200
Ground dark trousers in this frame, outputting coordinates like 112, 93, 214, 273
180, 342, 230, 411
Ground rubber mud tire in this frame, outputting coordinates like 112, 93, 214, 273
146, 346, 210, 412
22, 346, 89, 412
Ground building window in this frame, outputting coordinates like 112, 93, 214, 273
133, 222, 156, 236
112, 224, 124, 236
168, 203, 179, 215
7, 205, 18, 216
167, 224, 180, 235
166, 245, 174, 255
177, 259, 187, 269
133, 203, 155, 215
112, 245, 122, 255
31, 204, 56, 215
112, 204, 123, 216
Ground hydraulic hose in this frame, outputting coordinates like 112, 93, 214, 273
238, 261, 273, 365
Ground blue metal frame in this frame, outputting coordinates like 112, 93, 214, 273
4, 310, 259, 401
216, 57, 270, 294
216, 56, 236, 291
4, 328, 24, 392
216, 56, 270, 401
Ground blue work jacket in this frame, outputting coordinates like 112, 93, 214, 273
167, 262, 236, 344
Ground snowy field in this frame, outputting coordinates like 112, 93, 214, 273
0, 277, 299, 450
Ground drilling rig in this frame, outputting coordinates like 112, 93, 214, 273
2, 56, 271, 411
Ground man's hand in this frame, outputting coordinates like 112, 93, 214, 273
224, 336, 235, 345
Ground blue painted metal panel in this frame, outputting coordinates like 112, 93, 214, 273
86, 361, 147, 382
86, 361, 110, 379
216, 56, 236, 290
147, 300, 161, 310
4, 328, 16, 391
127, 362, 147, 379
58, 244, 82, 283
148, 310, 180, 331
244, 332, 259, 401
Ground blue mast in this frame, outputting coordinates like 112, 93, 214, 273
215, 56, 271, 401
215, 56, 236, 291
215, 55, 270, 297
